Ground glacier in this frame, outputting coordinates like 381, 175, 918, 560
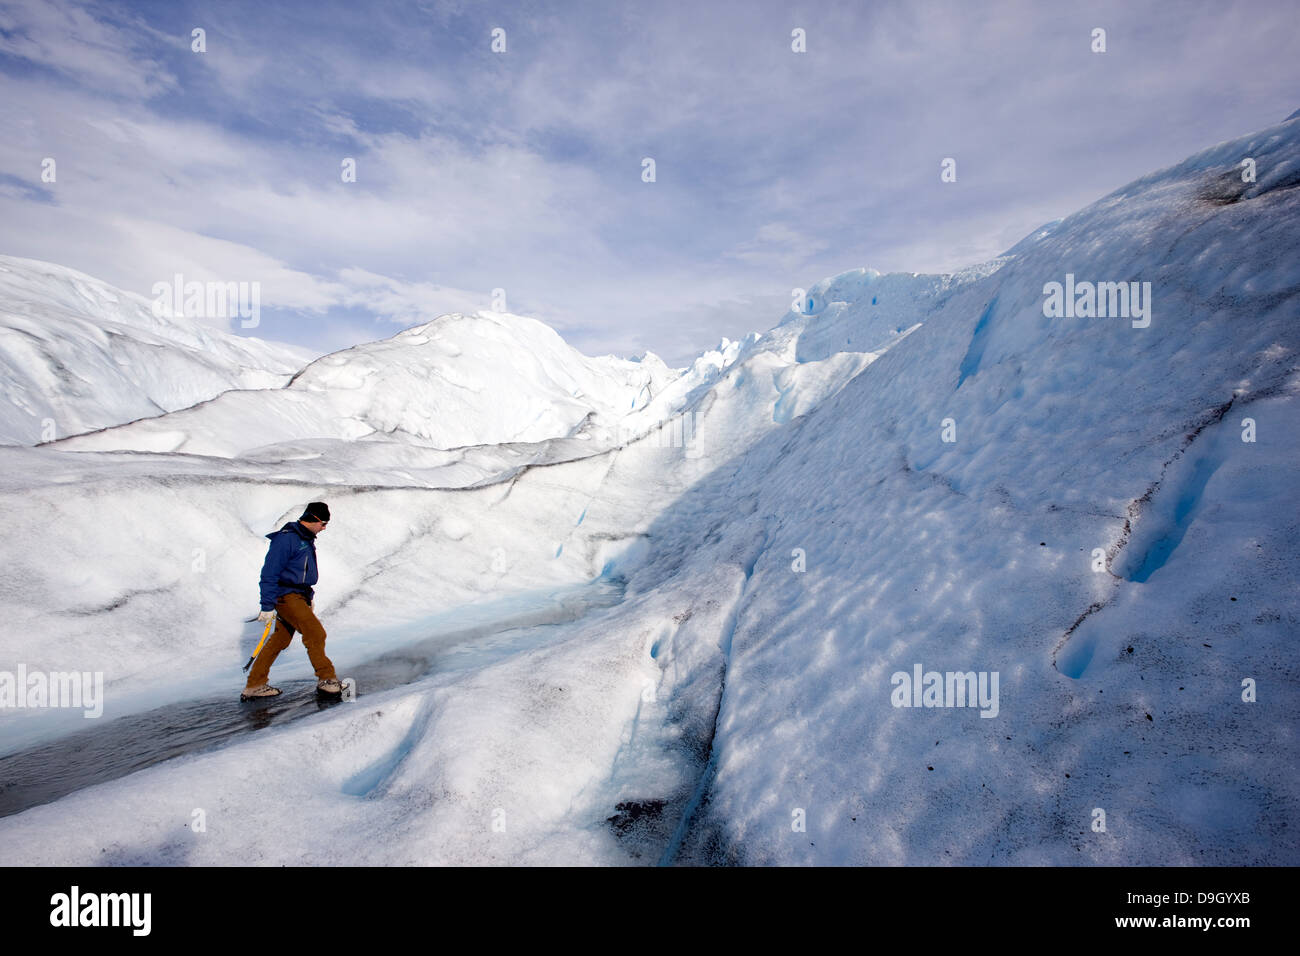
0, 110, 1297, 866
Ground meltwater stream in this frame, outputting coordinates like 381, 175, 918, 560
0, 577, 625, 819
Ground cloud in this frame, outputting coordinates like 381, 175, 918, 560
725, 222, 831, 272
0, 0, 176, 99
335, 267, 488, 326
0, 0, 1297, 367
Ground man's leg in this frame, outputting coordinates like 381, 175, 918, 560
276, 593, 338, 682
245, 611, 295, 689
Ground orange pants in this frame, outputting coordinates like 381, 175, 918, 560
245, 592, 337, 688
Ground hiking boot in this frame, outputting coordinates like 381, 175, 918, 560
240, 683, 282, 701
316, 678, 342, 696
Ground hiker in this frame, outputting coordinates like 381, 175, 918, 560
241, 501, 342, 701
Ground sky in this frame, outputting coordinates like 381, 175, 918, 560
0, 0, 1296, 366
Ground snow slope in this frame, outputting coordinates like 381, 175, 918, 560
49, 281, 953, 465
0, 113, 1297, 866
55, 311, 682, 456
0, 263, 957, 750
0, 256, 311, 445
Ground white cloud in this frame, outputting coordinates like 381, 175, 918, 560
335, 267, 488, 326
1, 0, 1297, 367
725, 221, 830, 272
0, 0, 176, 99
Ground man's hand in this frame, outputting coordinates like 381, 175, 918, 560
257, 610, 276, 624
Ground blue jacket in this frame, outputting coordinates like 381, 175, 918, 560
259, 521, 319, 611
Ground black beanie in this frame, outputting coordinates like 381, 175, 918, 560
301, 501, 331, 523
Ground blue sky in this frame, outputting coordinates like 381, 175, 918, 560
0, 0, 1296, 364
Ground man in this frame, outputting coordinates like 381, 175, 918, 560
241, 501, 342, 701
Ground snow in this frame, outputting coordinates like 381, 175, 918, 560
1, 111, 1297, 865
54, 310, 685, 456
0, 256, 310, 445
